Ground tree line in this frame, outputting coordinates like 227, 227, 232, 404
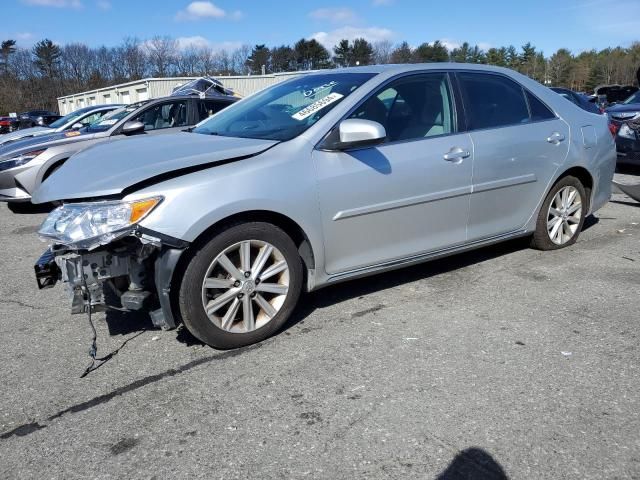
1, 36, 639, 114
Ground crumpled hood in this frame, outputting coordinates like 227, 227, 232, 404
33, 132, 278, 203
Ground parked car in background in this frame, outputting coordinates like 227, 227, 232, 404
17, 110, 62, 129
0, 93, 236, 203
33, 64, 616, 350
615, 119, 640, 165
0, 116, 20, 134
594, 84, 639, 106
606, 90, 640, 125
606, 90, 640, 165
0, 105, 122, 147
550, 87, 602, 114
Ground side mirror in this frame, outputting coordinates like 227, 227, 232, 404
71, 122, 83, 129
323, 119, 386, 151
122, 120, 145, 135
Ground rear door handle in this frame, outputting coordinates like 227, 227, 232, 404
547, 132, 566, 144
443, 147, 471, 162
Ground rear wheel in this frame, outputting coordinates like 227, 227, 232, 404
178, 222, 303, 349
531, 175, 587, 250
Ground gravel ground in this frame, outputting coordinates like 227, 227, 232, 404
0, 171, 639, 479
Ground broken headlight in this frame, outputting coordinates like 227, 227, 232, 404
38, 196, 162, 250
619, 123, 638, 140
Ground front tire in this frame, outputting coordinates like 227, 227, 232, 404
531, 175, 587, 250
178, 222, 303, 349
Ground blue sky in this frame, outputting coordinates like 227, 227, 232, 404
3, 0, 639, 55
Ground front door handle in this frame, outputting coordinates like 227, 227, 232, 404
547, 132, 566, 144
443, 147, 471, 162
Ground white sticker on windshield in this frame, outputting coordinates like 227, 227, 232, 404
303, 81, 338, 98
98, 119, 117, 126
292, 93, 344, 121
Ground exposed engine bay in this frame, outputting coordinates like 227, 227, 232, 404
35, 230, 188, 331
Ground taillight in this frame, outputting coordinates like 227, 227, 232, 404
609, 123, 619, 137
0, 120, 10, 126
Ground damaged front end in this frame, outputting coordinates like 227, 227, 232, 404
34, 197, 188, 330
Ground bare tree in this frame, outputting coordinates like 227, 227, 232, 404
119, 37, 148, 80
373, 40, 393, 65
232, 45, 252, 75
145, 36, 178, 77
60, 43, 95, 91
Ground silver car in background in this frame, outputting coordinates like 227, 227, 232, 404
34, 64, 616, 349
0, 94, 236, 203
0, 104, 122, 147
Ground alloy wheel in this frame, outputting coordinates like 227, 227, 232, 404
547, 186, 582, 245
201, 240, 290, 333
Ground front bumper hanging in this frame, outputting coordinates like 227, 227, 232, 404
34, 230, 190, 330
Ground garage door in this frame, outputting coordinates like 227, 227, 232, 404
136, 88, 149, 101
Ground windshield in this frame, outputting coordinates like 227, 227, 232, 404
193, 72, 376, 141
623, 91, 640, 105
86, 104, 138, 132
48, 110, 89, 129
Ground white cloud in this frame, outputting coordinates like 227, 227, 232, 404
311, 26, 394, 50
436, 39, 492, 52
439, 39, 461, 51
96, 0, 111, 10
176, 36, 212, 50
16, 32, 35, 40
22, 0, 82, 7
309, 7, 358, 24
175, 1, 242, 21
175, 36, 242, 52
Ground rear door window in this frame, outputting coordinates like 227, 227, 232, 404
197, 100, 232, 122
457, 73, 530, 130
134, 100, 189, 131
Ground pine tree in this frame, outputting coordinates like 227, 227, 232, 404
390, 42, 413, 63
0, 39, 17, 75
333, 39, 351, 67
351, 38, 373, 66
33, 39, 62, 78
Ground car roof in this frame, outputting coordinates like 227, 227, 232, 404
322, 63, 524, 76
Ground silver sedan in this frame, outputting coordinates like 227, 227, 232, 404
34, 64, 616, 349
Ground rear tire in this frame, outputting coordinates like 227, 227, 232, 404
530, 175, 587, 251
178, 222, 303, 349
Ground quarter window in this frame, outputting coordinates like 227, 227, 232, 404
526, 91, 555, 121
134, 100, 189, 131
458, 73, 530, 130
349, 73, 454, 142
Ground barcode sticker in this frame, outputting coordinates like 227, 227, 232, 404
292, 93, 344, 121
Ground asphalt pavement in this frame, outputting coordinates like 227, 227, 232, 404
0, 172, 639, 479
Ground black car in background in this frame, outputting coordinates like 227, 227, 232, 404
17, 110, 62, 129
550, 87, 602, 114
608, 90, 640, 166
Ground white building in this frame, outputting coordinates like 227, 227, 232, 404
57, 71, 308, 114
